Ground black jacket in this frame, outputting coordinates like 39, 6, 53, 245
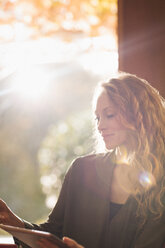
21, 153, 165, 248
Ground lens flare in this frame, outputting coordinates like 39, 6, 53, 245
115, 146, 132, 165
139, 171, 156, 188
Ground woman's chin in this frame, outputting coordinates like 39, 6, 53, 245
105, 143, 116, 150
105, 141, 125, 151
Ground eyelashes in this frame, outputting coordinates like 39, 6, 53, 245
107, 114, 115, 119
94, 114, 115, 122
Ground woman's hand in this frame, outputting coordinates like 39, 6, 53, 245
37, 237, 84, 248
63, 237, 84, 248
0, 199, 24, 227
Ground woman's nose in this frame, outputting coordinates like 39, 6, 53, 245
97, 118, 107, 132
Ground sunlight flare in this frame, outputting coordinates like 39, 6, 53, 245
12, 66, 49, 101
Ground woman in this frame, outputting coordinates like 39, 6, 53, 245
0, 73, 165, 248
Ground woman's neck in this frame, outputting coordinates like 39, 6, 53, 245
110, 146, 137, 203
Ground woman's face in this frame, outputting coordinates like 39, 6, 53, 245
95, 90, 127, 150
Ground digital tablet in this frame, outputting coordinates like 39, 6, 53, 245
0, 224, 69, 248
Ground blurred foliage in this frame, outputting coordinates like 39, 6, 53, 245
38, 111, 94, 209
0, 0, 117, 41
0, 0, 117, 226
0, 62, 99, 222
0, 95, 49, 222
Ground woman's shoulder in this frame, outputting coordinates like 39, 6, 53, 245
71, 152, 110, 168
67, 152, 114, 178
66, 152, 114, 190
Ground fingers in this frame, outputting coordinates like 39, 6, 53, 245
0, 213, 8, 224
0, 214, 5, 220
0, 199, 7, 211
36, 237, 84, 248
0, 199, 6, 224
0, 214, 5, 224
63, 237, 84, 248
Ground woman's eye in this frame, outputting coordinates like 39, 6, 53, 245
107, 114, 114, 119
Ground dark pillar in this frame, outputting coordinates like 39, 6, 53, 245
118, 0, 165, 97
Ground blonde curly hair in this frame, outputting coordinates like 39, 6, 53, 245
95, 72, 165, 223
